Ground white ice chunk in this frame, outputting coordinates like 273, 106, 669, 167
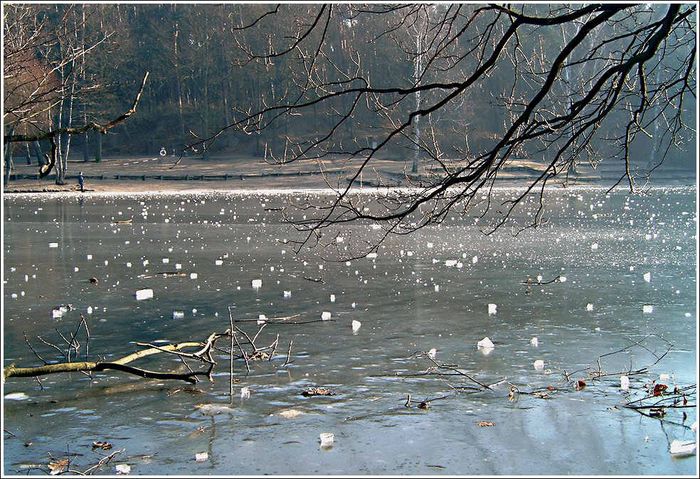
472, 255, 478, 264
434, 285, 440, 292
190, 273, 198, 279
319, 432, 334, 448
427, 348, 437, 359
115, 464, 131, 475
530, 337, 539, 347
215, 259, 223, 266
669, 440, 696, 457
240, 386, 251, 399
351, 320, 361, 333
643, 272, 651, 283
257, 314, 267, 324
427, 242, 434, 248
591, 242, 599, 250
173, 311, 185, 319
477, 337, 495, 349
87, 306, 93, 315
559, 276, 567, 282
321, 311, 332, 321
5, 392, 29, 401
620, 375, 630, 390
283, 290, 292, 298
49, 242, 58, 248
87, 254, 93, 260
533, 359, 545, 370
195, 452, 209, 462
488, 303, 497, 315
586, 303, 594, 311
175, 263, 182, 270
135, 289, 154, 301
366, 252, 378, 259
479, 346, 493, 356
251, 279, 262, 289
162, 258, 169, 264
643, 305, 654, 313
330, 294, 336, 302
52, 309, 63, 319
445, 259, 457, 267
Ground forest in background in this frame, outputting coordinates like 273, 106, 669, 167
3, 3, 696, 175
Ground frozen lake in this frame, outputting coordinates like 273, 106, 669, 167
2, 186, 697, 475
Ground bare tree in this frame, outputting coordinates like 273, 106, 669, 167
194, 3, 696, 257
3, 4, 148, 182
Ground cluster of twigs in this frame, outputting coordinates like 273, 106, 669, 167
3, 308, 299, 402
396, 334, 695, 426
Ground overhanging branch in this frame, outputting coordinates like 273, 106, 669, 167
3, 71, 149, 144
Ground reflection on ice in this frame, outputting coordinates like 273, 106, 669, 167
2, 186, 696, 476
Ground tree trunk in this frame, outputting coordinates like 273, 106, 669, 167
82, 132, 89, 162
32, 141, 45, 166
4, 127, 15, 185
173, 23, 186, 146
202, 52, 210, 160
95, 133, 102, 162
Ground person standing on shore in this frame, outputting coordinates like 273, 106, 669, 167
78, 171, 85, 192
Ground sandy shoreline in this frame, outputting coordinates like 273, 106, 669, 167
2, 155, 357, 193
3, 154, 694, 196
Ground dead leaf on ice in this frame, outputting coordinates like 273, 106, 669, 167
48, 458, 69, 475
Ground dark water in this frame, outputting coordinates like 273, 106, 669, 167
2, 186, 697, 475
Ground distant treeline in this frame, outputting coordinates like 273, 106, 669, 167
3, 3, 695, 171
